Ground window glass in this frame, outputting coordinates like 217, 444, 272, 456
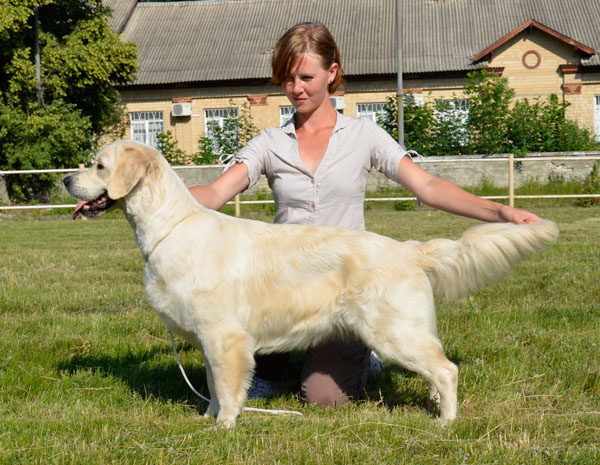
129, 111, 164, 148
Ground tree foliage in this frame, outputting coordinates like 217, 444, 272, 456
378, 70, 599, 156
1, 0, 138, 134
463, 70, 515, 154
0, 0, 138, 201
0, 98, 94, 200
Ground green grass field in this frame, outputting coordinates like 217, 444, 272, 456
1, 205, 599, 464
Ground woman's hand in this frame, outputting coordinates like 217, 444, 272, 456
498, 205, 542, 224
189, 162, 250, 210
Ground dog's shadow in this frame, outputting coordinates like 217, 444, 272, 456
57, 343, 211, 407
57, 346, 462, 415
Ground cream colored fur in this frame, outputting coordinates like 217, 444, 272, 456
63, 140, 559, 428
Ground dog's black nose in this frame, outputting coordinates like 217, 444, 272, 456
63, 175, 73, 188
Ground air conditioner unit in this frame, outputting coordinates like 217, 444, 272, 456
330, 96, 346, 110
171, 102, 192, 117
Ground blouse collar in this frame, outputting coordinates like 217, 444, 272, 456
281, 111, 352, 137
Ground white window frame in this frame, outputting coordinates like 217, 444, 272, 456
356, 102, 387, 124
203, 108, 239, 155
204, 108, 238, 136
434, 99, 470, 145
129, 111, 164, 149
405, 93, 425, 106
280, 106, 296, 126
595, 95, 600, 142
434, 99, 470, 125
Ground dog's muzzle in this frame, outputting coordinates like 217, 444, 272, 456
63, 175, 116, 220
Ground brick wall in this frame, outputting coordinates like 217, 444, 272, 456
116, 28, 600, 152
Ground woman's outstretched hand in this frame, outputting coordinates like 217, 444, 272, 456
498, 205, 542, 224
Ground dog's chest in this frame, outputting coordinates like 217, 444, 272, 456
143, 264, 188, 325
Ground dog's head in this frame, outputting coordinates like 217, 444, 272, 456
63, 140, 152, 219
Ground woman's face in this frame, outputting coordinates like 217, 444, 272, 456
282, 52, 338, 114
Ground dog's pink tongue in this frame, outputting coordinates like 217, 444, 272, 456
72, 200, 89, 220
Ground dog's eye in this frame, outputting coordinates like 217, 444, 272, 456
97, 163, 104, 170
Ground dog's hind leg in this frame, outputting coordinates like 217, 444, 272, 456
203, 331, 255, 428
373, 328, 458, 421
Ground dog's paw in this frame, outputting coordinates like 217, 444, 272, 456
216, 416, 236, 429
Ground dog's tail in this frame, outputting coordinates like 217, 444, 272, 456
412, 220, 559, 301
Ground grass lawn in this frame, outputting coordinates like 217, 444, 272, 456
1, 205, 599, 464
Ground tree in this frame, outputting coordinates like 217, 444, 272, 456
0, 99, 93, 201
1, 0, 138, 134
464, 70, 514, 154
0, 0, 138, 200
378, 70, 599, 157
378, 95, 437, 155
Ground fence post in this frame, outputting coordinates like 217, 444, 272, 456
235, 193, 240, 217
508, 153, 515, 207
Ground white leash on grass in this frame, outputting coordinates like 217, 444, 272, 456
168, 330, 303, 417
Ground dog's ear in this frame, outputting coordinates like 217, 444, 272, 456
107, 147, 150, 200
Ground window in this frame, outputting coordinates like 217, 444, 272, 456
595, 95, 600, 141
204, 108, 238, 135
357, 102, 387, 124
434, 99, 470, 145
130, 111, 164, 149
280, 106, 296, 126
204, 108, 239, 155
404, 93, 425, 106
435, 99, 470, 125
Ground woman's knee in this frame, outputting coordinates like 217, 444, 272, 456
301, 372, 350, 407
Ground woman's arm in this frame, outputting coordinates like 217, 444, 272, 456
189, 162, 250, 211
396, 156, 541, 224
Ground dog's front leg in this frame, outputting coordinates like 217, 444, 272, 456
203, 331, 255, 428
202, 356, 220, 418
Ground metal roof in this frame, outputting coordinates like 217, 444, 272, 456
112, 0, 600, 86
103, 0, 138, 34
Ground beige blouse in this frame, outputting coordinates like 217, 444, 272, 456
231, 113, 407, 230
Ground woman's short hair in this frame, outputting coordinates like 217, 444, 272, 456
272, 22, 344, 94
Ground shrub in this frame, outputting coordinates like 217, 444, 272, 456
464, 70, 514, 154
577, 161, 600, 207
156, 130, 196, 165
0, 98, 94, 202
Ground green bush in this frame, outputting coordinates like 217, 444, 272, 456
0, 98, 95, 202
577, 161, 600, 207
379, 70, 600, 156
156, 130, 195, 165
464, 70, 514, 154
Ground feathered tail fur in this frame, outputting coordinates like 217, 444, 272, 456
413, 220, 559, 301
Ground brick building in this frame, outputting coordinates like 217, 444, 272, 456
106, 0, 600, 155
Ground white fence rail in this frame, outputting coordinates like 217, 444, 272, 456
1, 155, 599, 215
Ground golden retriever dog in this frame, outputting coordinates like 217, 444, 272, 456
63, 140, 559, 427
